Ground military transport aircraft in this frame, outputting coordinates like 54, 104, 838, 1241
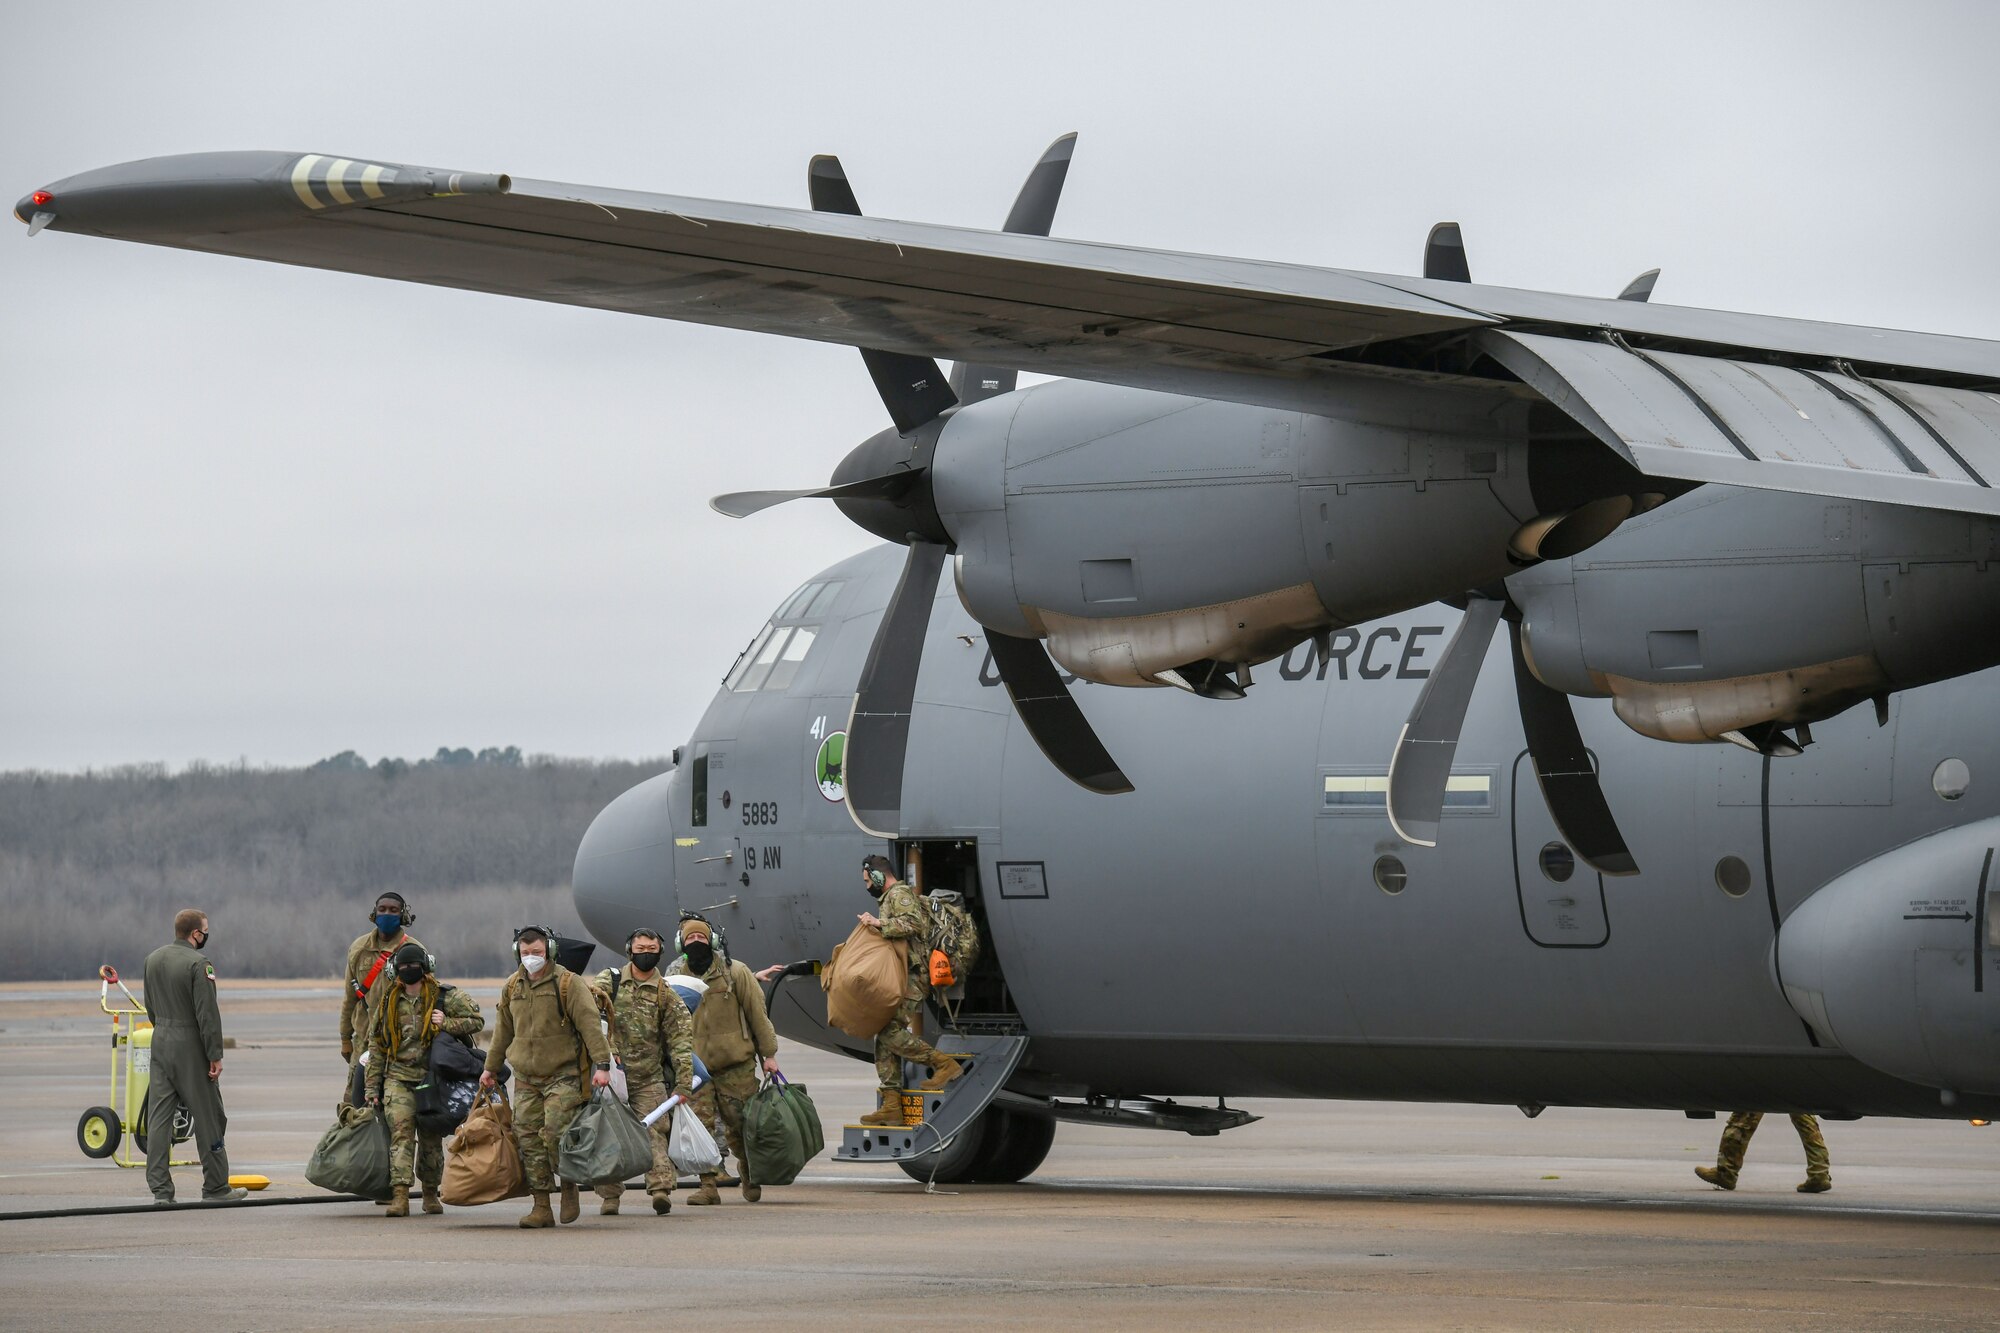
20, 137, 2000, 1182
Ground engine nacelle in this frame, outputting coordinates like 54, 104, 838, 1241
1775, 817, 2000, 1097
932, 377, 1632, 690
1509, 486, 2000, 742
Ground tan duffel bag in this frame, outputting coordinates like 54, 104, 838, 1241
441, 1085, 527, 1206
822, 923, 909, 1039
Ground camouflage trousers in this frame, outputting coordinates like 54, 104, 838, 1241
595, 1077, 678, 1200
381, 1078, 443, 1190
513, 1072, 587, 1193
874, 994, 943, 1091
1715, 1111, 1831, 1181
689, 1059, 760, 1176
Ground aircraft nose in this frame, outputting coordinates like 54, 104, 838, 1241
571, 769, 680, 947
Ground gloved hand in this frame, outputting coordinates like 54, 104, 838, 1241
341, 1042, 352, 1063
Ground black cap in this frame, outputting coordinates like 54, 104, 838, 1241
512, 924, 551, 944
392, 941, 430, 971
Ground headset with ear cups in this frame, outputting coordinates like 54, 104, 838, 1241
511, 923, 554, 965
370, 893, 415, 927
674, 910, 728, 964
624, 926, 666, 955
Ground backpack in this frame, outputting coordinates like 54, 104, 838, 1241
924, 890, 981, 990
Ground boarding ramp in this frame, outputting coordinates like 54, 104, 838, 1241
832, 1033, 1029, 1166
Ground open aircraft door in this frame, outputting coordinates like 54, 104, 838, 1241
1511, 749, 1611, 948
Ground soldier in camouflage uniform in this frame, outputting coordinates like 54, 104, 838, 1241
857, 855, 963, 1129
340, 893, 421, 1089
1696, 1111, 1832, 1192
480, 925, 611, 1228
589, 928, 696, 1216
364, 941, 483, 1216
667, 915, 780, 1204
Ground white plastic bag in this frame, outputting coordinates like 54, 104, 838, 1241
668, 1103, 724, 1176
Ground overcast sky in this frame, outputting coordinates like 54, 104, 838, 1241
4, 1, 1996, 772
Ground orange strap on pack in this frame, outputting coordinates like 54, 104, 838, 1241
353, 948, 392, 1000
928, 949, 955, 989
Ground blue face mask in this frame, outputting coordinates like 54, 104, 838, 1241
375, 912, 403, 936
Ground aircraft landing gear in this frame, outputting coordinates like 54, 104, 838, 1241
896, 1103, 1055, 1185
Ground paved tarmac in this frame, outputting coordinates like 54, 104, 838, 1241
3, 981, 1998, 1330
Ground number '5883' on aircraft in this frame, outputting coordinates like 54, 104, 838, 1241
21, 136, 2000, 1181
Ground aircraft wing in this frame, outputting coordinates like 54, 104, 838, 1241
12, 151, 1493, 418
19, 150, 2000, 513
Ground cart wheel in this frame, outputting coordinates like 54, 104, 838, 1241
77, 1107, 120, 1159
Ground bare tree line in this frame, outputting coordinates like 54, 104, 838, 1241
0, 755, 666, 981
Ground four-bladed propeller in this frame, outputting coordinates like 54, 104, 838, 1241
1392, 225, 1642, 875
710, 135, 1128, 837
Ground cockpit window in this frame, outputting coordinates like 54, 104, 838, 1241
805, 582, 844, 617
779, 581, 821, 620
763, 626, 817, 691
725, 623, 777, 691
724, 580, 844, 692
735, 626, 793, 692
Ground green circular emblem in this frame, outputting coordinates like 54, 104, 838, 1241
815, 731, 847, 802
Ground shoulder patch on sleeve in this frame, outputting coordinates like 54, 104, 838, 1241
204, 963, 216, 981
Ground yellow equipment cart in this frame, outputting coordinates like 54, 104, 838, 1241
76, 964, 194, 1168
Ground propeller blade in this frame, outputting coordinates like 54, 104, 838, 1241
954, 133, 1077, 408
985, 630, 1134, 794
1387, 597, 1504, 847
709, 470, 919, 519
844, 541, 947, 837
1424, 222, 1472, 283
808, 155, 958, 435
1617, 268, 1661, 302
1509, 621, 1640, 876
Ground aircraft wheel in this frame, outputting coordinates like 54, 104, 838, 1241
77, 1107, 120, 1159
894, 1109, 992, 1185
971, 1106, 1056, 1183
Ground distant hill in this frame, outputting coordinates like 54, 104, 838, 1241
0, 750, 666, 982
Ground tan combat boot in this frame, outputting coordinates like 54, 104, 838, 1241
559, 1182, 581, 1224
384, 1185, 409, 1217
741, 1180, 762, 1203
918, 1056, 965, 1092
651, 1192, 672, 1215
860, 1089, 906, 1126
686, 1175, 721, 1205
599, 1189, 620, 1216
1694, 1165, 1738, 1191
518, 1191, 555, 1228
421, 1185, 442, 1215
1797, 1175, 1832, 1193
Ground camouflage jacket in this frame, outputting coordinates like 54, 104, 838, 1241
483, 963, 610, 1081
590, 965, 696, 1091
366, 981, 482, 1097
340, 928, 421, 1048
874, 881, 934, 994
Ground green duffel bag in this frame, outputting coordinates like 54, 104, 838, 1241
305, 1103, 393, 1199
558, 1088, 654, 1187
741, 1073, 824, 1188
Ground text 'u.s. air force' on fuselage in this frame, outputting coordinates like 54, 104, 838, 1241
976, 626, 1446, 692
24, 134, 2000, 1186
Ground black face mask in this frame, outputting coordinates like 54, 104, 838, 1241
683, 942, 714, 974
192, 930, 210, 950
629, 951, 662, 974
396, 964, 426, 985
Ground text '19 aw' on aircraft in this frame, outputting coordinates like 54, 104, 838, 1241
22, 136, 2000, 1182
